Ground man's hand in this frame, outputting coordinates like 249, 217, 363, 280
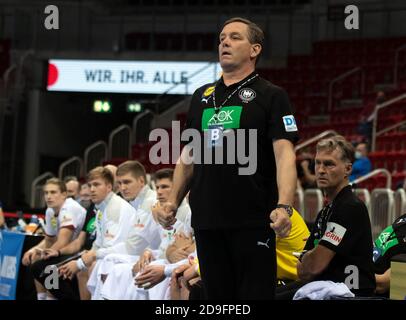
132, 250, 154, 277
151, 203, 162, 223
136, 250, 153, 274
22, 248, 42, 266
181, 264, 200, 289
80, 250, 93, 266
300, 159, 309, 170
134, 265, 165, 289
269, 208, 292, 238
43, 248, 59, 260
166, 246, 190, 264
173, 232, 194, 249
170, 264, 190, 300
59, 260, 79, 280
159, 201, 177, 228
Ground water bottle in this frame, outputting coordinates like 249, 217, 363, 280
16, 218, 27, 233
26, 215, 39, 234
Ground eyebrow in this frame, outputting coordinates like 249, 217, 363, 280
315, 159, 335, 165
220, 31, 242, 39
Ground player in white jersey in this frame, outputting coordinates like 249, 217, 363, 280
22, 178, 86, 300
101, 168, 195, 300
87, 161, 162, 299
58, 167, 140, 297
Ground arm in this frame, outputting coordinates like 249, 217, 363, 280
59, 249, 96, 280
50, 227, 74, 250
297, 244, 335, 282
21, 236, 54, 265
273, 139, 297, 206
95, 211, 157, 259
59, 231, 86, 255
160, 147, 194, 226
269, 139, 297, 237
375, 269, 390, 294
171, 147, 194, 207
44, 231, 86, 259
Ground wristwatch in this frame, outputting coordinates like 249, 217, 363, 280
276, 204, 293, 217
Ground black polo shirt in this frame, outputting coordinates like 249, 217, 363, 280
81, 203, 96, 250
304, 185, 376, 294
184, 71, 299, 230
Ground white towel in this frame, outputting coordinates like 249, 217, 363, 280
293, 281, 355, 300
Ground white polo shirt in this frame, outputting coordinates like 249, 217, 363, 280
44, 198, 86, 240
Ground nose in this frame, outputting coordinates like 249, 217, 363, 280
316, 164, 325, 174
221, 37, 230, 47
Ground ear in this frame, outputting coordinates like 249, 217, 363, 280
344, 163, 352, 178
250, 43, 262, 59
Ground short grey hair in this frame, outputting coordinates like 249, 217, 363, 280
316, 135, 355, 164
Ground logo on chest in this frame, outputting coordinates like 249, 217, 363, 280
238, 88, 256, 103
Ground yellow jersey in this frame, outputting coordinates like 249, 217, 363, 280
276, 209, 310, 281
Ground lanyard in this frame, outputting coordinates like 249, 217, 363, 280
315, 203, 333, 239
212, 73, 259, 114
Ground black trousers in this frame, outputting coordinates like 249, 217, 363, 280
30, 255, 80, 300
194, 226, 276, 300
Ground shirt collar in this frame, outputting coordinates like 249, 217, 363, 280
332, 185, 352, 204
129, 185, 150, 210
95, 191, 114, 212
218, 70, 258, 89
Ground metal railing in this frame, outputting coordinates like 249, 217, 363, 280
394, 44, 406, 87
354, 188, 372, 220
132, 110, 154, 144
371, 92, 406, 151
58, 156, 84, 180
328, 67, 364, 112
30, 172, 54, 208
351, 168, 392, 189
295, 130, 338, 153
376, 120, 406, 138
294, 188, 305, 217
153, 62, 219, 114
370, 188, 395, 239
394, 188, 406, 219
84, 140, 108, 174
303, 189, 324, 224
108, 125, 132, 160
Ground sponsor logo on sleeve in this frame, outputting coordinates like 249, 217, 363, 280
283, 115, 298, 132
203, 86, 215, 97
201, 86, 215, 104
321, 222, 346, 246
50, 216, 58, 229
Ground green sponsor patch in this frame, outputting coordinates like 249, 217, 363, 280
201, 106, 242, 130
374, 225, 399, 255
86, 217, 96, 234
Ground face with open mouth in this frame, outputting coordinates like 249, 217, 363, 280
218, 21, 255, 72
